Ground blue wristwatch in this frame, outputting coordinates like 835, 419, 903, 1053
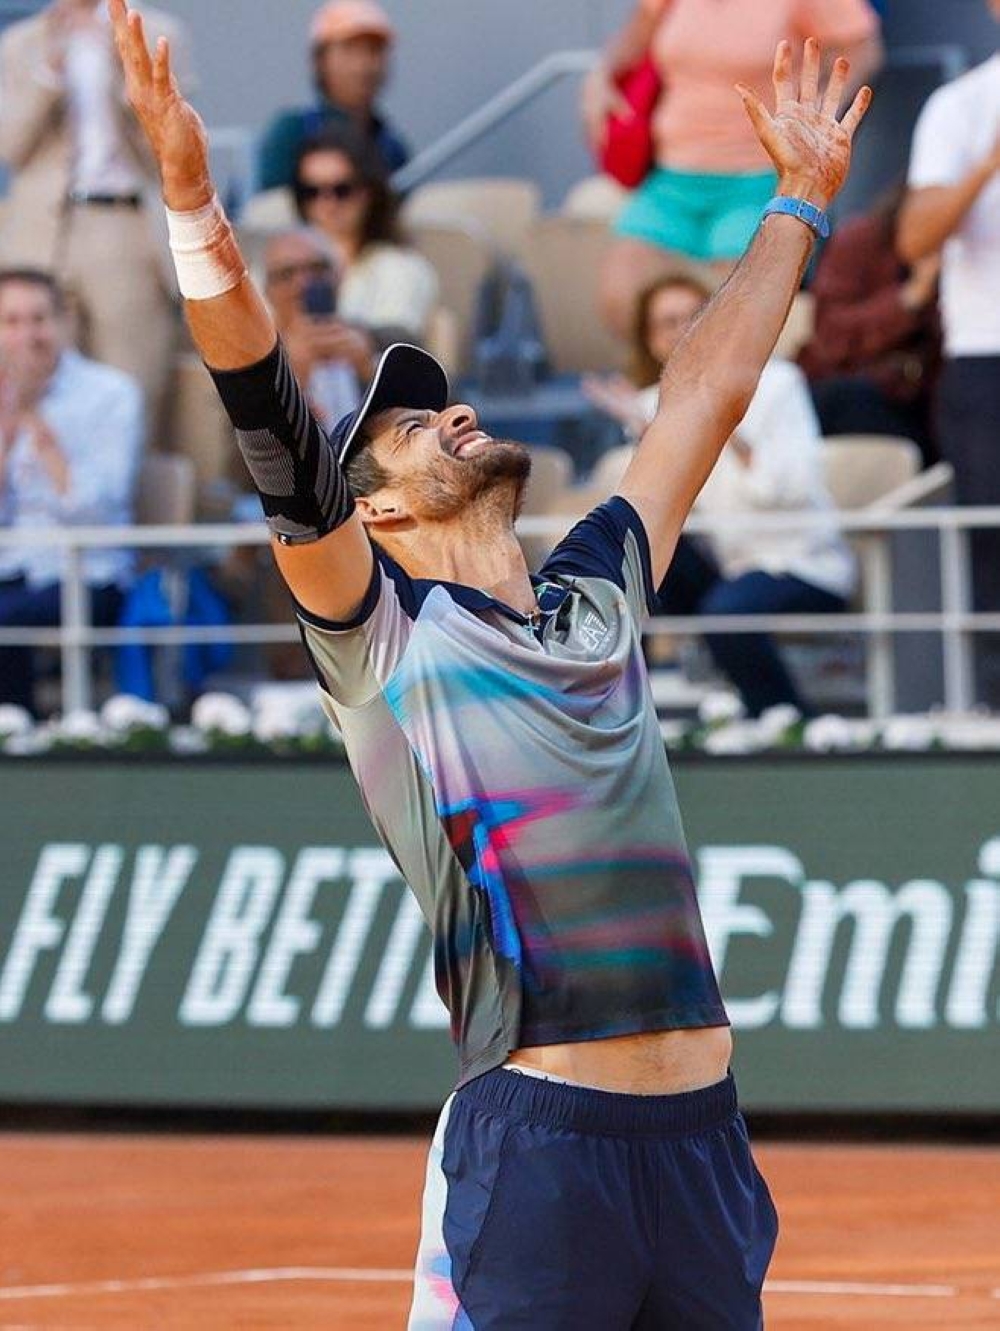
761, 195, 831, 240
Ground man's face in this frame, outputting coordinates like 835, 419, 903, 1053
645, 285, 706, 366
361, 403, 532, 524
991, 0, 1000, 22
264, 233, 338, 327
0, 281, 65, 381
317, 34, 389, 113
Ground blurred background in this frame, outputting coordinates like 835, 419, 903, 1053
0, 3, 998, 1322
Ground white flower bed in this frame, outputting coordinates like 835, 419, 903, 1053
0, 691, 998, 758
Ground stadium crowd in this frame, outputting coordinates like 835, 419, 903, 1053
0, 0, 998, 716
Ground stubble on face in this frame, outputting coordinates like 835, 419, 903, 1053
406, 438, 533, 523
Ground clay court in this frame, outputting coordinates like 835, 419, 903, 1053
0, 1133, 997, 1328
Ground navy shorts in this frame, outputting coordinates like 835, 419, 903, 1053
409, 1068, 778, 1329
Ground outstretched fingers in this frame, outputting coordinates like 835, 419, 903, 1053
821, 55, 850, 119
153, 36, 177, 102
799, 36, 821, 108
736, 83, 774, 145
772, 40, 794, 110
126, 10, 154, 85
840, 84, 873, 140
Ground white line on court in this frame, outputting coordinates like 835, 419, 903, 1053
0, 1270, 970, 1303
766, 1280, 957, 1298
0, 1269, 413, 1301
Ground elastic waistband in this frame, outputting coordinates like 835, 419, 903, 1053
458, 1067, 738, 1139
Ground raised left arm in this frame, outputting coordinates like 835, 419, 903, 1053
618, 39, 871, 584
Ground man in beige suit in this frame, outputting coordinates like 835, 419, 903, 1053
0, 0, 192, 442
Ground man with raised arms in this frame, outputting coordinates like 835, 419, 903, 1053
108, 3, 869, 1324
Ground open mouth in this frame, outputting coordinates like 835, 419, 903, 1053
450, 431, 492, 459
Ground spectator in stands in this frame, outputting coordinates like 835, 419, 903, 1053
899, 7, 1000, 704
0, 0, 191, 444
586, 273, 854, 716
585, 0, 883, 337
292, 127, 438, 346
262, 228, 366, 430
258, 0, 408, 193
0, 270, 143, 714
799, 184, 942, 462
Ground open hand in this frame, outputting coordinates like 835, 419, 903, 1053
107, 0, 211, 209
737, 38, 872, 209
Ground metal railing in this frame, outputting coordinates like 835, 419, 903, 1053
1, 505, 997, 718
391, 50, 597, 194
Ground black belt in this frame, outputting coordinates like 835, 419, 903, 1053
68, 192, 143, 209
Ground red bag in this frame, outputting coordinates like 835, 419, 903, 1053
599, 57, 662, 189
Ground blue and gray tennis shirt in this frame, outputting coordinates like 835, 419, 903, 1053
298, 497, 728, 1083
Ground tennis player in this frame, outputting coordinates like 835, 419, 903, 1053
109, 4, 869, 1324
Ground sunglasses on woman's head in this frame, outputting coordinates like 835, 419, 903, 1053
297, 178, 362, 202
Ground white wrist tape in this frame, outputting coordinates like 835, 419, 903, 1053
165, 194, 247, 301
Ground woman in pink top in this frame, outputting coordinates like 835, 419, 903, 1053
585, 0, 882, 335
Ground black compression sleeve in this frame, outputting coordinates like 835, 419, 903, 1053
209, 340, 355, 545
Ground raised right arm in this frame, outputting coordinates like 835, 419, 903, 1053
108, 0, 373, 623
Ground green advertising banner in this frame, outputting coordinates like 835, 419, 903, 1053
1, 756, 998, 1113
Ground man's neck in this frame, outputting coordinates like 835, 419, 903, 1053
386, 512, 537, 615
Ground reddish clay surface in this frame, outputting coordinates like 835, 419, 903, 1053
0, 1135, 997, 1327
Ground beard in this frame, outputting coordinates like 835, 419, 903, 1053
409, 439, 533, 522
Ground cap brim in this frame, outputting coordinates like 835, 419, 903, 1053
335, 343, 450, 468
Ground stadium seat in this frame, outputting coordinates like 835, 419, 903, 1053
135, 452, 197, 526
518, 444, 574, 568
820, 437, 957, 717
821, 435, 921, 509
774, 291, 816, 362
423, 305, 461, 378
408, 220, 495, 376
561, 174, 628, 224
402, 177, 542, 260
589, 444, 635, 498
520, 216, 627, 375
521, 444, 574, 515
166, 354, 238, 506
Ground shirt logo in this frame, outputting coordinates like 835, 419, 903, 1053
578, 610, 609, 653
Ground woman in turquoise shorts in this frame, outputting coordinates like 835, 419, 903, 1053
583, 0, 882, 335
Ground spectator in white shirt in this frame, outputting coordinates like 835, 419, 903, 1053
899, 8, 1000, 705
0, 269, 143, 713
0, 0, 192, 445
585, 272, 854, 715
292, 124, 438, 347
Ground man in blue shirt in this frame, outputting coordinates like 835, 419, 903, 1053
0, 268, 142, 713
258, 0, 409, 193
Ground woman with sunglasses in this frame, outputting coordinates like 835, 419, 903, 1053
292, 124, 438, 352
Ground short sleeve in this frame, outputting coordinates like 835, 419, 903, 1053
908, 86, 969, 188
541, 496, 657, 625
296, 549, 416, 707
792, 0, 879, 44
